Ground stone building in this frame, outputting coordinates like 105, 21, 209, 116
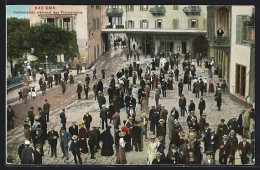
102, 5, 208, 57
29, 5, 108, 68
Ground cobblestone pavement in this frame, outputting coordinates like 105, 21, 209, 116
7, 47, 252, 165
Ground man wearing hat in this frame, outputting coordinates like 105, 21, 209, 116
31, 125, 45, 156
185, 150, 199, 164
160, 105, 168, 129
179, 95, 186, 117
202, 151, 215, 165
88, 126, 98, 159
38, 107, 48, 140
203, 123, 211, 152
141, 113, 148, 139
179, 139, 189, 164
218, 135, 231, 164
100, 104, 108, 130
60, 108, 67, 130
83, 111, 92, 132
28, 106, 35, 126
157, 119, 166, 140
177, 79, 183, 97
70, 135, 83, 164
238, 136, 251, 164
152, 152, 164, 164
214, 88, 222, 111
76, 81, 83, 99
34, 143, 43, 164
188, 100, 195, 113
47, 126, 59, 157
149, 107, 159, 135
98, 92, 106, 110
216, 119, 229, 141
227, 115, 238, 134
60, 127, 71, 160
97, 79, 104, 93
7, 105, 16, 130
21, 140, 34, 164
43, 99, 51, 122
198, 96, 206, 117
209, 130, 219, 160
227, 130, 238, 164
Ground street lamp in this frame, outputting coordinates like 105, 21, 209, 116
45, 55, 48, 73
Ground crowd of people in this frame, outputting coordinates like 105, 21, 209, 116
8, 50, 255, 165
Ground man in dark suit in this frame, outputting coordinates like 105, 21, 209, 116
47, 127, 59, 157
7, 105, 15, 130
202, 151, 215, 165
210, 130, 219, 160
100, 105, 108, 130
188, 100, 195, 112
83, 111, 92, 132
69, 121, 79, 140
70, 135, 82, 164
60, 108, 67, 130
43, 99, 51, 122
178, 79, 183, 97
217, 27, 224, 37
198, 96, 206, 117
28, 106, 35, 126
179, 95, 186, 117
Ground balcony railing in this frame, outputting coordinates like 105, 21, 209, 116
182, 6, 201, 16
149, 7, 166, 16
106, 8, 124, 17
210, 36, 230, 47
106, 25, 124, 29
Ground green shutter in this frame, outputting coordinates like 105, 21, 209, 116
173, 5, 179, 10
236, 16, 243, 44
71, 18, 74, 31
196, 19, 199, 28
44, 19, 47, 24
155, 20, 157, 29
132, 5, 134, 11
125, 5, 129, 12
125, 21, 128, 29
133, 21, 135, 28
203, 19, 206, 29
188, 19, 191, 28
147, 20, 149, 28
60, 18, 63, 29
140, 20, 142, 28
140, 5, 142, 11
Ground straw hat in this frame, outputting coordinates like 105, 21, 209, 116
72, 135, 78, 140
159, 119, 165, 123
155, 152, 162, 156
129, 116, 133, 120
119, 131, 126, 137
25, 140, 30, 145
79, 123, 85, 128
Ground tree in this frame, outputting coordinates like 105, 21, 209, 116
7, 18, 30, 77
25, 24, 78, 64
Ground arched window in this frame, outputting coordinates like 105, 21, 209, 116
215, 7, 229, 37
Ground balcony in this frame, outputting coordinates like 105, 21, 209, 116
106, 25, 124, 29
149, 7, 166, 16
106, 8, 123, 17
208, 36, 230, 48
182, 6, 201, 16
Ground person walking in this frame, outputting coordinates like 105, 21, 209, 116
23, 85, 29, 104
78, 123, 88, 154
47, 74, 53, 88
215, 88, 222, 111
43, 99, 51, 122
198, 96, 206, 117
61, 79, 66, 94
178, 79, 183, 97
84, 84, 90, 99
70, 135, 83, 164
100, 104, 108, 130
60, 127, 71, 160
93, 67, 97, 79
83, 111, 92, 133
7, 105, 15, 130
60, 108, 67, 130
208, 76, 214, 93
76, 81, 83, 99
47, 127, 59, 157
155, 89, 160, 108
238, 136, 251, 164
28, 106, 35, 126
116, 131, 127, 164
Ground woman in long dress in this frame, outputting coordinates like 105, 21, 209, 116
201, 61, 205, 73
148, 136, 158, 164
116, 131, 127, 164
78, 123, 88, 154
208, 76, 214, 93
100, 126, 114, 156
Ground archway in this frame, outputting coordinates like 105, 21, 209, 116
191, 35, 210, 57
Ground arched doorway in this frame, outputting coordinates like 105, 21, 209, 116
191, 35, 210, 57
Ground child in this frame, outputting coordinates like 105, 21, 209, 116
18, 89, 23, 101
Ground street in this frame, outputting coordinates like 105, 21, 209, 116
7, 47, 249, 165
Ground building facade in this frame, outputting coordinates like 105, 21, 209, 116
103, 5, 208, 57
229, 6, 255, 108
29, 5, 108, 68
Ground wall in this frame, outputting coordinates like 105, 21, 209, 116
230, 5, 254, 102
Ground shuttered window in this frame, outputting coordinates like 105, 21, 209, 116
140, 20, 148, 28
140, 5, 148, 11
173, 5, 179, 10
203, 19, 207, 29
189, 19, 198, 28
173, 19, 179, 29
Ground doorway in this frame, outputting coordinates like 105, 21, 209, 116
182, 42, 186, 54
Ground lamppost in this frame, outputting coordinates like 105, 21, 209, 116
45, 55, 48, 73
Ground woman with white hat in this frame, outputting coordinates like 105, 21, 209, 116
147, 135, 158, 164
116, 131, 127, 164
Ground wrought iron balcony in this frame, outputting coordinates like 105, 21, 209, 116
106, 8, 124, 17
182, 6, 201, 16
149, 7, 166, 16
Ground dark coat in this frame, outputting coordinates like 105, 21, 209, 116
83, 114, 92, 125
108, 105, 115, 120
188, 102, 195, 112
34, 149, 42, 164
166, 150, 180, 164
69, 125, 79, 137
97, 80, 103, 93
60, 111, 66, 124
131, 126, 142, 143
31, 129, 45, 145
156, 124, 166, 138
21, 146, 34, 164
77, 84, 83, 93
218, 141, 231, 157
198, 99, 206, 110
100, 108, 108, 119
70, 140, 81, 154
18, 144, 25, 160
43, 103, 50, 113
47, 130, 59, 146
100, 129, 114, 156
216, 124, 229, 141
179, 97, 186, 108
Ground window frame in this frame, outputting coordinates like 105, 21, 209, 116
235, 64, 246, 97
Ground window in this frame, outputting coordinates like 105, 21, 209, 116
156, 19, 162, 29
173, 5, 179, 10
97, 18, 100, 30
203, 19, 207, 29
47, 18, 54, 26
63, 18, 71, 31
128, 20, 134, 28
126, 5, 134, 12
156, 5, 164, 8
236, 15, 254, 45
93, 18, 96, 30
173, 19, 179, 29
235, 64, 246, 97
91, 5, 94, 8
96, 5, 99, 9
140, 5, 148, 11
140, 20, 148, 28
188, 19, 198, 28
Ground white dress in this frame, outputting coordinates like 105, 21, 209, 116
148, 142, 158, 164
132, 88, 139, 101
